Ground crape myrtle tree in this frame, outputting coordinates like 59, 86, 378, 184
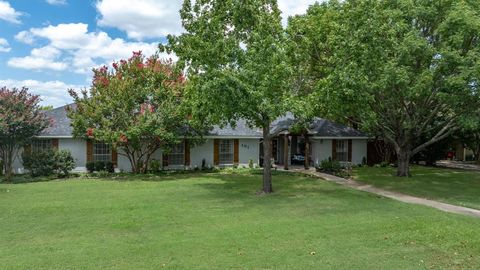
68, 52, 204, 173
162, 0, 291, 193
298, 0, 480, 176
0, 87, 50, 181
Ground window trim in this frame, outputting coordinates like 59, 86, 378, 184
335, 140, 349, 162
31, 139, 53, 153
219, 139, 234, 165
93, 142, 112, 162
168, 141, 185, 166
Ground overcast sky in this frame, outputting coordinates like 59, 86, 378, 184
0, 0, 319, 107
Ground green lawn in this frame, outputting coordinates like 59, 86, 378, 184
1, 170, 480, 269
353, 166, 480, 210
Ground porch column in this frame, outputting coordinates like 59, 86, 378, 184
304, 134, 310, 170
284, 134, 289, 170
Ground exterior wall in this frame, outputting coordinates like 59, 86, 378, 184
310, 139, 367, 165
12, 150, 24, 174
352, 139, 367, 165
59, 138, 87, 172
311, 139, 332, 166
9, 137, 365, 173
190, 139, 214, 168
238, 139, 260, 166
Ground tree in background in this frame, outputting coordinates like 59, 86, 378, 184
285, 2, 343, 169
0, 87, 50, 181
296, 0, 480, 176
68, 52, 204, 173
162, 0, 291, 193
458, 116, 480, 163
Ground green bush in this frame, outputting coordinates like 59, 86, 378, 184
94, 161, 106, 172
105, 161, 115, 173
362, 156, 367, 166
248, 159, 254, 169
0, 159, 3, 176
54, 150, 76, 177
150, 159, 161, 173
22, 150, 56, 177
316, 158, 342, 173
86, 161, 95, 173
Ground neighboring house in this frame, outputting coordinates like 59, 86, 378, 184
12, 105, 369, 173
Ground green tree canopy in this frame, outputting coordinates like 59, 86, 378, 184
162, 0, 291, 193
68, 52, 204, 173
294, 0, 480, 176
0, 87, 50, 181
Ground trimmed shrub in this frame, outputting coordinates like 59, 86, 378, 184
150, 159, 161, 173
94, 161, 106, 172
54, 150, 75, 177
316, 158, 342, 174
22, 150, 56, 177
248, 159, 254, 169
105, 161, 115, 173
86, 161, 95, 173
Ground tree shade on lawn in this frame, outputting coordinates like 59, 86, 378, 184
0, 171, 480, 269
353, 165, 480, 210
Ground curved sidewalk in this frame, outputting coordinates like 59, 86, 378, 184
293, 168, 480, 218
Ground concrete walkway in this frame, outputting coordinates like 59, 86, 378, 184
436, 160, 480, 171
290, 168, 480, 218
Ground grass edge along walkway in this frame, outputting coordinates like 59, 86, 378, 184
293, 169, 480, 218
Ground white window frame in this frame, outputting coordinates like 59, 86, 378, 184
93, 142, 112, 162
219, 139, 234, 165
168, 142, 185, 166
32, 139, 52, 153
336, 140, 349, 162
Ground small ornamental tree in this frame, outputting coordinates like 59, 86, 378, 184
0, 87, 50, 181
68, 52, 203, 173
162, 0, 291, 193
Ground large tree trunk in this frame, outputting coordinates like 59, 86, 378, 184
396, 148, 411, 177
262, 125, 273, 193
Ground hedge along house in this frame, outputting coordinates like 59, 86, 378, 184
12, 105, 368, 173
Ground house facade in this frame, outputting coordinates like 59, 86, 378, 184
12, 105, 369, 173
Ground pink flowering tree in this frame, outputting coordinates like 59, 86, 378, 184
0, 87, 50, 181
68, 52, 205, 173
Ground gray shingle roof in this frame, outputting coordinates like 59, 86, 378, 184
40, 104, 75, 137
40, 105, 368, 138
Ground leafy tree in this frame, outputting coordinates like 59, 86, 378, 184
22, 149, 56, 177
162, 0, 291, 193
458, 117, 480, 163
285, 2, 343, 169
54, 150, 76, 178
68, 52, 203, 173
297, 0, 480, 176
0, 87, 50, 181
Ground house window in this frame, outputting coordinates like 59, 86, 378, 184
168, 142, 185, 166
336, 140, 349, 162
32, 139, 52, 153
336, 140, 348, 162
219, 139, 234, 165
93, 142, 111, 162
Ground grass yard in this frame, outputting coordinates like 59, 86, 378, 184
353, 166, 480, 210
1, 170, 480, 269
